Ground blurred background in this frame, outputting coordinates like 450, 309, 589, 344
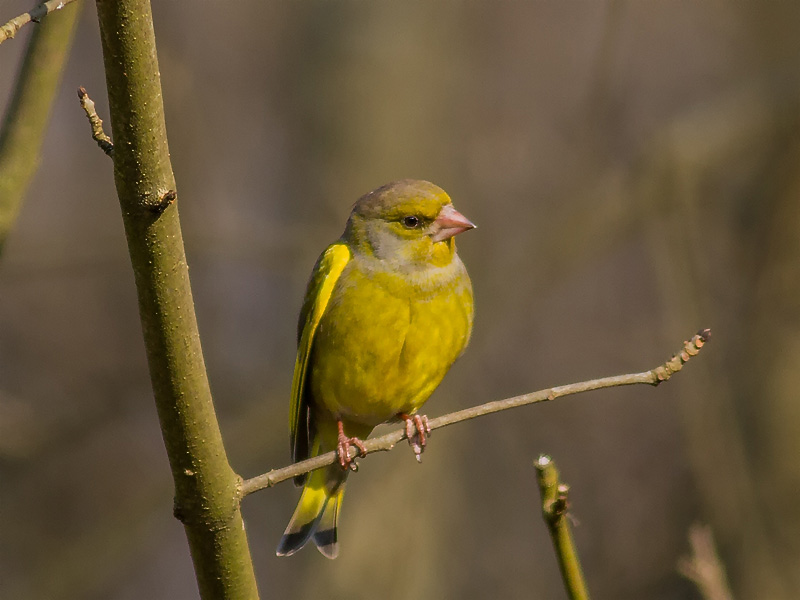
1, 1, 799, 598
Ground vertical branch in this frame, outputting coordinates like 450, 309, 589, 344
93, 1, 259, 598
0, 0, 82, 254
535, 455, 590, 600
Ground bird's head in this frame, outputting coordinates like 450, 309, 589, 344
343, 179, 475, 268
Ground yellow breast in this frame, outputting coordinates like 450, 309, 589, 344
308, 255, 473, 426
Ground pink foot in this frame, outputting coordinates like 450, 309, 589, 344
337, 420, 367, 471
400, 413, 431, 463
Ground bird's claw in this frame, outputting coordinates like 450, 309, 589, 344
336, 423, 367, 471
402, 414, 431, 463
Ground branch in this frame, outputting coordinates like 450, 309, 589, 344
241, 328, 711, 496
678, 523, 735, 600
0, 0, 79, 45
535, 455, 590, 600
77, 87, 114, 157
0, 0, 81, 254
93, 0, 258, 598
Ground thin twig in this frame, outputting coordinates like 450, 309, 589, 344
535, 455, 590, 600
241, 329, 711, 496
678, 523, 735, 600
77, 87, 114, 157
0, 0, 79, 45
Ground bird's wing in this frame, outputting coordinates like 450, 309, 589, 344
290, 242, 351, 471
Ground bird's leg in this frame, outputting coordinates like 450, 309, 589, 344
399, 413, 431, 463
336, 420, 367, 471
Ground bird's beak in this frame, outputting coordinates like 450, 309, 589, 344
430, 204, 476, 243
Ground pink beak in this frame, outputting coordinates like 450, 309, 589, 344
430, 204, 476, 243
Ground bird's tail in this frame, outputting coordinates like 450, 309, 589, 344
276, 456, 346, 558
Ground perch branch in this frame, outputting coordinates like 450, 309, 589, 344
241, 329, 711, 496
535, 455, 590, 600
77, 87, 114, 157
0, 0, 79, 45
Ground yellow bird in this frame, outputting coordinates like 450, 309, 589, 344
277, 179, 474, 558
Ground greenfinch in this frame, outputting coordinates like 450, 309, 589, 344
276, 179, 474, 558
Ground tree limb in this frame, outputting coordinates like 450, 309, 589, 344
0, 0, 79, 45
93, 0, 259, 598
241, 329, 711, 496
0, 0, 81, 254
535, 455, 590, 600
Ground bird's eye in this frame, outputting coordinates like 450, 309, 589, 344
402, 215, 421, 228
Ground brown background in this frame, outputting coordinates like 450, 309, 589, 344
2, 1, 800, 598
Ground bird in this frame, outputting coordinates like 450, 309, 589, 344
276, 179, 475, 558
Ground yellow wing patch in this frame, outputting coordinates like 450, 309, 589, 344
290, 243, 351, 465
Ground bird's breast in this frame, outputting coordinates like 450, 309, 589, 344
307, 257, 473, 426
